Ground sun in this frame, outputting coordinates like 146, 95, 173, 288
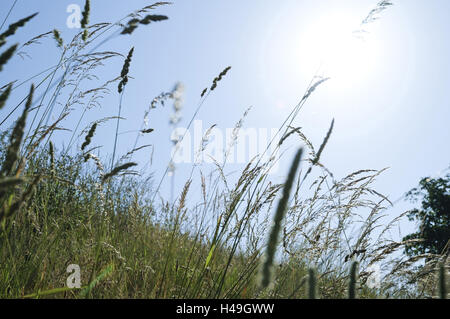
296, 11, 381, 90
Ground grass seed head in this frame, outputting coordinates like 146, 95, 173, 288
121, 15, 169, 35
0, 13, 38, 48
210, 66, 232, 91
118, 47, 134, 93
0, 84, 34, 177
0, 84, 12, 110
81, 0, 91, 29
0, 44, 18, 72
81, 123, 97, 151
102, 162, 138, 183
53, 29, 63, 48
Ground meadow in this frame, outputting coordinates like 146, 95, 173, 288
0, 1, 447, 299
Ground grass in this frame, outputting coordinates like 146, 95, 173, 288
0, 1, 448, 299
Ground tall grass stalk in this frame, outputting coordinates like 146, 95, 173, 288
348, 261, 359, 299
260, 148, 303, 289
308, 268, 317, 299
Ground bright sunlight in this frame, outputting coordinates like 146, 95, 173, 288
296, 11, 381, 90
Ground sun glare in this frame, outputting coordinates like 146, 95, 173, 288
296, 11, 381, 90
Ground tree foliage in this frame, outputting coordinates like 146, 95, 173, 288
403, 173, 450, 257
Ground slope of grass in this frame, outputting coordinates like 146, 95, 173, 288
0, 142, 439, 299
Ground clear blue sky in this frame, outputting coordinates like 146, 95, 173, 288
1, 0, 449, 239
